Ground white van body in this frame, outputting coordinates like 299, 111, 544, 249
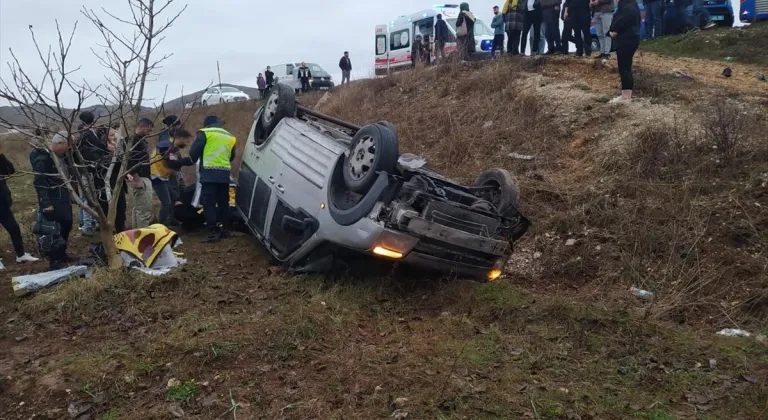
269, 63, 335, 92
375, 4, 495, 75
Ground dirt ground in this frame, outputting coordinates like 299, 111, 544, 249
1, 50, 767, 420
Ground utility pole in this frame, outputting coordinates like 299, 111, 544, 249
217, 61, 222, 88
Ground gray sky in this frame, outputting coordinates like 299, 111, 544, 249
0, 0, 501, 107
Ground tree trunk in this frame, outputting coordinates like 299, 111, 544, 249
98, 224, 123, 270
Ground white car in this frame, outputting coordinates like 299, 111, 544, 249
201, 86, 250, 106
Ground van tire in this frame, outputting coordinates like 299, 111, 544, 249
375, 121, 397, 137
343, 124, 399, 194
262, 84, 296, 137
472, 168, 519, 213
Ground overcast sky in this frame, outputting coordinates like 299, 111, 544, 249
0, 0, 503, 107
0, 0, 744, 108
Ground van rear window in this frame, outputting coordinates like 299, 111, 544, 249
390, 29, 410, 51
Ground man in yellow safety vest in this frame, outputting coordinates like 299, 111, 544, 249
189, 115, 237, 242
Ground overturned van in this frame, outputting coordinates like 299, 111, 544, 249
234, 85, 530, 280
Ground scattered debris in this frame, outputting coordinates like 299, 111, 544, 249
0, 259, 5, 270
67, 401, 92, 418
510, 348, 524, 356
672, 68, 693, 79
391, 397, 408, 409
166, 378, 181, 389
756, 334, 767, 344
315, 91, 332, 109
391, 409, 409, 419
533, 251, 542, 259
629, 287, 655, 300
168, 404, 185, 418
709, 359, 717, 370
716, 328, 751, 337
565, 239, 577, 246
722, 67, 733, 78
724, 57, 734, 62
508, 152, 535, 161
758, 74, 767, 82
482, 121, 493, 129
397, 153, 427, 170
742, 375, 758, 384
12, 266, 90, 297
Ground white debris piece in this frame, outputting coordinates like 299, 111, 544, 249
565, 239, 577, 246
11, 266, 90, 297
629, 287, 654, 300
716, 328, 752, 338
508, 152, 535, 161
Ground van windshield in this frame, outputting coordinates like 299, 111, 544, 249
446, 18, 493, 37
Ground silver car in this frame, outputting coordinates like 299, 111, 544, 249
236, 85, 529, 280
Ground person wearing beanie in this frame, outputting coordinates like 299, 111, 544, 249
0, 144, 40, 268
189, 115, 236, 243
150, 114, 193, 226
76, 110, 112, 235
30, 131, 74, 270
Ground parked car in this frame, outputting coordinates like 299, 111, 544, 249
269, 63, 335, 93
200, 86, 250, 106
235, 85, 530, 280
589, 0, 734, 51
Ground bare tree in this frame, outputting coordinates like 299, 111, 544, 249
0, 0, 187, 270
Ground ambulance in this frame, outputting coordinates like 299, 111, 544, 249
375, 4, 495, 76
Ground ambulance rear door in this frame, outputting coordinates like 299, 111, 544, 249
374, 24, 389, 76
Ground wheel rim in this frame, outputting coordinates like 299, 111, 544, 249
348, 135, 376, 181
264, 91, 279, 125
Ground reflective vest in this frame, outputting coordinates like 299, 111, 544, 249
199, 127, 236, 171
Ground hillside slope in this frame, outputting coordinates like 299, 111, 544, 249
1, 54, 767, 420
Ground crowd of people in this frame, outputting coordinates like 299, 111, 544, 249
0, 111, 238, 271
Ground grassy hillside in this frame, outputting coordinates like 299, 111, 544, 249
643, 21, 768, 66
1, 55, 767, 420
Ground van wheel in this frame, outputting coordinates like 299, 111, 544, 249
472, 168, 519, 213
262, 84, 296, 137
343, 124, 399, 194
375, 121, 397, 137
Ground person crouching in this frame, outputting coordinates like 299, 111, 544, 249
189, 115, 236, 243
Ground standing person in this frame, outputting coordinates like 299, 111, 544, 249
564, 0, 593, 56
339, 51, 352, 85
643, 0, 664, 38
434, 13, 451, 60
491, 6, 506, 56
692, 0, 716, 30
31, 132, 73, 270
521, 0, 543, 55
104, 125, 127, 233
591, 0, 614, 59
189, 116, 236, 243
257, 73, 266, 98
77, 111, 109, 235
0, 147, 39, 267
125, 118, 154, 229
412, 35, 424, 67
151, 115, 193, 227
455, 2, 477, 61
298, 62, 312, 93
608, 0, 641, 103
542, 0, 563, 54
503, 0, 525, 55
265, 66, 275, 89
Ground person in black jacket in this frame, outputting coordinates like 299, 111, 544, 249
265, 66, 275, 89
563, 0, 593, 56
31, 132, 74, 270
339, 52, 352, 85
0, 147, 39, 266
76, 111, 112, 233
434, 14, 451, 61
608, 0, 641, 104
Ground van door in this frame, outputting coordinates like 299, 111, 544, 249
374, 24, 389, 76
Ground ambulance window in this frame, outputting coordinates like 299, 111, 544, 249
390, 29, 410, 50
376, 35, 387, 55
